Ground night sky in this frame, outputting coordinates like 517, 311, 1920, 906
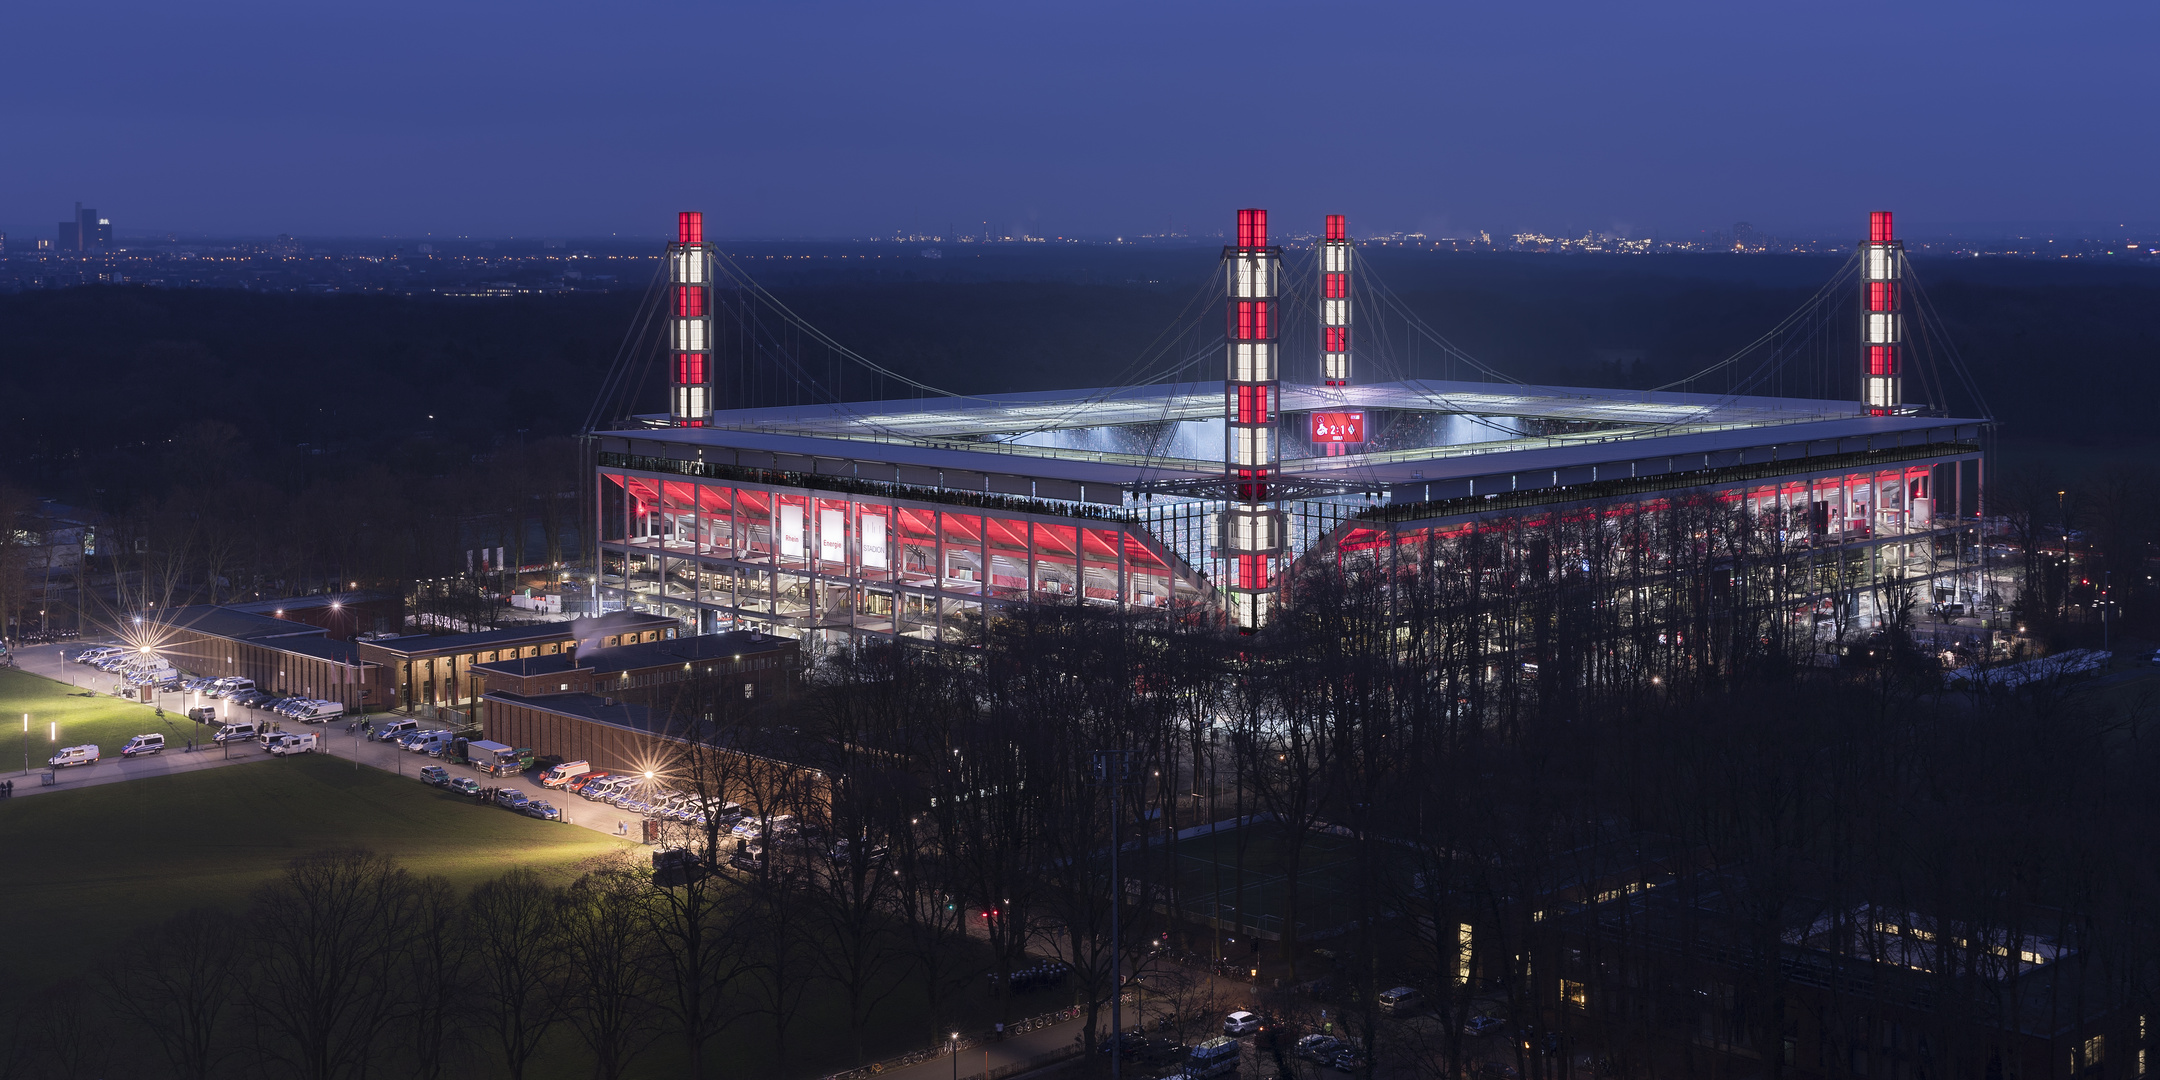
4, 1, 2153, 239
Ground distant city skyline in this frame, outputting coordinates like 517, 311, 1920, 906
4, 2, 2153, 240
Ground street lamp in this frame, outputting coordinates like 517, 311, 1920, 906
950, 1033, 960, 1080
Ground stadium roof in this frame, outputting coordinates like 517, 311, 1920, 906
602, 380, 1985, 499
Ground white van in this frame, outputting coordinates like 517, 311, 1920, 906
407, 730, 453, 754
48, 744, 99, 768
267, 732, 319, 756
300, 701, 346, 723
1185, 1036, 1240, 1079
214, 721, 259, 743
121, 733, 165, 757
540, 760, 591, 788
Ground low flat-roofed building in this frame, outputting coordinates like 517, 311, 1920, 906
471, 629, 796, 704
356, 609, 678, 719
221, 590, 403, 640
482, 689, 825, 816
137, 603, 388, 712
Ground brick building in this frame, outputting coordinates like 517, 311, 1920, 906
470, 629, 796, 705
354, 610, 678, 719
144, 605, 388, 712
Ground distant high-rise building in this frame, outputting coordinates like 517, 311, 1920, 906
0, 232, 8, 257
57, 203, 106, 251
1732, 221, 1756, 250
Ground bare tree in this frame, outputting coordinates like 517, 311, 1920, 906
396, 874, 473, 1080
98, 909, 244, 1080
559, 861, 668, 1080
243, 848, 419, 1080
467, 866, 570, 1080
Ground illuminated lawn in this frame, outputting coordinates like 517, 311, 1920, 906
0, 665, 207, 765
0, 753, 626, 988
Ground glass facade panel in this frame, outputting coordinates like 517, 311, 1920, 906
663, 556, 697, 600
896, 507, 937, 582
940, 512, 983, 591
1124, 531, 1172, 608
1033, 522, 1078, 598
816, 498, 851, 571
737, 488, 773, 563
600, 474, 627, 542
625, 477, 662, 546
858, 504, 893, 581
775, 494, 809, 567
1081, 527, 1123, 604
698, 562, 733, 607
698, 483, 735, 556
984, 515, 1031, 600
660, 481, 698, 550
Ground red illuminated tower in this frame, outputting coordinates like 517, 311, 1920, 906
1320, 214, 1352, 387
1222, 209, 1284, 630
669, 211, 713, 427
1863, 211, 1901, 415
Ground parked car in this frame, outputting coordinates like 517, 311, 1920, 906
1296, 1035, 1342, 1062
374, 718, 419, 743
1463, 1015, 1504, 1038
495, 788, 530, 811
120, 733, 165, 757
522, 799, 562, 821
186, 706, 219, 723
214, 721, 259, 743
419, 765, 449, 786
1333, 1047, 1368, 1072
567, 770, 612, 794
1224, 1011, 1261, 1037
448, 777, 483, 796
1378, 985, 1423, 1016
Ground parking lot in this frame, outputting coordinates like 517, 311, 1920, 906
9, 642, 659, 840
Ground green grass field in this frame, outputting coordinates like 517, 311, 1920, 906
0, 665, 210, 765
0, 665, 1054, 1077
0, 754, 628, 988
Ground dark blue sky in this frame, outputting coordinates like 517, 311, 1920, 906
5, 1, 2153, 240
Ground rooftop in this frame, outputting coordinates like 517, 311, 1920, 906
144, 605, 333, 643
357, 610, 676, 658
471, 630, 793, 679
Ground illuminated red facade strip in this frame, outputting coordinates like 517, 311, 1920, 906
1320, 214, 1352, 388
1222, 208, 1284, 629
669, 211, 714, 427
1862, 210, 1901, 416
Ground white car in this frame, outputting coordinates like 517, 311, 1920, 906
1224, 1011, 1261, 1037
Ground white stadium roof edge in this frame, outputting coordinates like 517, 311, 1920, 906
595, 378, 1985, 508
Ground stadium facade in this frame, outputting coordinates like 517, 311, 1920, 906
590, 210, 1986, 651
